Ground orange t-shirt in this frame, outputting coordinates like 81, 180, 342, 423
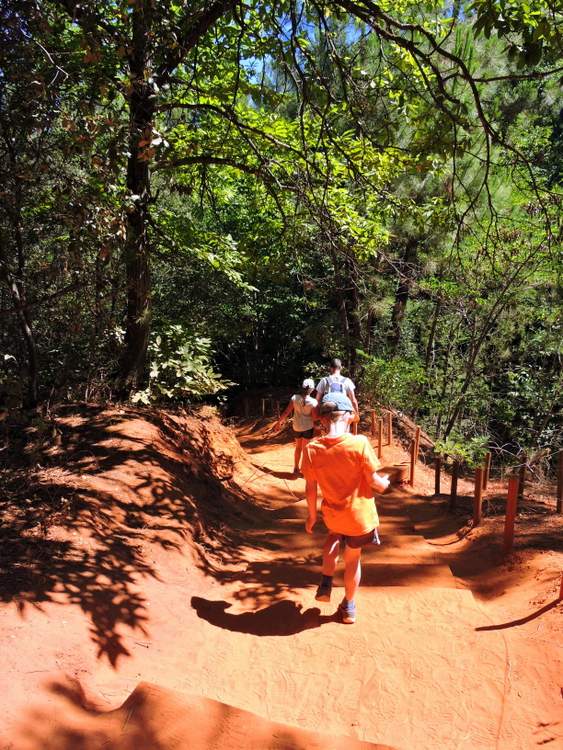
301, 433, 380, 536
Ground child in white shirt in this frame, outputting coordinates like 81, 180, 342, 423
275, 378, 318, 475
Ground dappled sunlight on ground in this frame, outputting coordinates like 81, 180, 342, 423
1, 408, 561, 749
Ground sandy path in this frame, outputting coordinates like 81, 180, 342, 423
1, 428, 560, 749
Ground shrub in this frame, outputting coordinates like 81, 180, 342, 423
358, 353, 426, 410
131, 325, 233, 405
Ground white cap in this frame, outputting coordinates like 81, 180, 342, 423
302, 378, 315, 390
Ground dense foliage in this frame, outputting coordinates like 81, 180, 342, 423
1, 1, 561, 466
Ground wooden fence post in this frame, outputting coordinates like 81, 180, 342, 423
504, 475, 519, 554
518, 452, 527, 499
261, 398, 266, 417
370, 410, 377, 437
377, 418, 383, 459
473, 467, 484, 526
434, 454, 442, 495
449, 460, 459, 510
387, 411, 393, 446
409, 439, 416, 487
414, 425, 421, 459
483, 452, 492, 490
557, 449, 562, 514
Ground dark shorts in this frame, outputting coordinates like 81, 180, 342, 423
327, 528, 380, 549
294, 428, 314, 440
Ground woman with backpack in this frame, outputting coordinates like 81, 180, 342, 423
274, 378, 318, 475
315, 358, 359, 416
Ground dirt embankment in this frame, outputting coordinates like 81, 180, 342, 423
0, 405, 259, 665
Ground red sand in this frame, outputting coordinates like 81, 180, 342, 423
1, 408, 561, 749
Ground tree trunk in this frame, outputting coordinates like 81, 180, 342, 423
346, 256, 362, 377
330, 249, 363, 374
435, 317, 461, 438
336, 289, 351, 368
364, 307, 375, 354
329, 245, 352, 367
424, 300, 441, 371
119, 3, 155, 391
9, 279, 38, 408
442, 256, 536, 438
388, 238, 417, 353
0, 176, 38, 408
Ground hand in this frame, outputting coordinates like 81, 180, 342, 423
373, 472, 390, 493
305, 513, 317, 534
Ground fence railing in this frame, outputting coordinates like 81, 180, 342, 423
241, 396, 563, 525
435, 447, 563, 554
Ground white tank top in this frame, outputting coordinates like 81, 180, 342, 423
292, 394, 317, 431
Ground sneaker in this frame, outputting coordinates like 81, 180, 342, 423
315, 579, 332, 602
338, 598, 356, 624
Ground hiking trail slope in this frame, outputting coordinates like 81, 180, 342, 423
1, 411, 560, 749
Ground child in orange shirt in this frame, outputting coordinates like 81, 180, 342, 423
301, 392, 389, 623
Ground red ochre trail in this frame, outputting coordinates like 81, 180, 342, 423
1, 408, 560, 749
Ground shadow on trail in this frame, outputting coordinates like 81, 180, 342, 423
201, 551, 463, 611
475, 597, 562, 631
212, 559, 321, 607
237, 425, 294, 453
0, 527, 152, 666
191, 596, 337, 635
0, 405, 262, 665
407, 491, 563, 599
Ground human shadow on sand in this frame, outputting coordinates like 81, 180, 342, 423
191, 596, 337, 636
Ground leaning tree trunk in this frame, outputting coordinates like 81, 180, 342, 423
9, 279, 38, 408
0, 181, 38, 408
119, 3, 155, 391
388, 238, 417, 353
345, 255, 362, 377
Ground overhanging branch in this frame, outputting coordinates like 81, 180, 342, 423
156, 0, 239, 86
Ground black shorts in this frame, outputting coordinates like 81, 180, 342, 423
294, 428, 314, 440
327, 528, 380, 549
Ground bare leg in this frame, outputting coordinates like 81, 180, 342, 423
294, 438, 303, 471
321, 535, 340, 576
343, 545, 362, 602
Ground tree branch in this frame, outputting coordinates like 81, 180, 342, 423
155, 153, 263, 176
156, 0, 238, 86
53, 0, 124, 43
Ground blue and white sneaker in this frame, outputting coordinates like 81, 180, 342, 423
338, 598, 356, 624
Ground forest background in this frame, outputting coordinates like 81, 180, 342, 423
1, 0, 561, 473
